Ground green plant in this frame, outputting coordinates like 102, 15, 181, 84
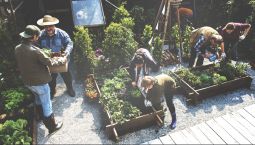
41, 48, 51, 57
112, 5, 130, 23
0, 119, 32, 145
1, 87, 31, 113
73, 26, 98, 76
130, 5, 146, 35
102, 22, 137, 68
0, 18, 22, 91
141, 25, 153, 50
171, 23, 193, 59
120, 17, 135, 30
100, 68, 141, 124
152, 36, 163, 65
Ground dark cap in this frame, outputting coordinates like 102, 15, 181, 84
19, 25, 40, 38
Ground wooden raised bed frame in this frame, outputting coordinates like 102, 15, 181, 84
84, 74, 101, 101
92, 73, 164, 141
171, 64, 252, 105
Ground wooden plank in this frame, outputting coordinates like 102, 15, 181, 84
206, 119, 238, 144
189, 125, 211, 144
181, 129, 200, 144
197, 122, 226, 144
244, 104, 255, 118
159, 134, 175, 144
231, 112, 255, 137
169, 131, 188, 144
237, 109, 255, 127
222, 114, 255, 144
148, 138, 163, 144
214, 117, 251, 144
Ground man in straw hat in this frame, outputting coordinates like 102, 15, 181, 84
37, 15, 75, 98
15, 25, 64, 134
189, 26, 225, 67
141, 74, 177, 129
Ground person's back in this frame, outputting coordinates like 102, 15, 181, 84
190, 26, 219, 47
15, 43, 51, 85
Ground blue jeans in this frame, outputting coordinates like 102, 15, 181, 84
27, 84, 53, 117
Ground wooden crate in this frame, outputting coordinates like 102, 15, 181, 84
48, 61, 68, 73
171, 64, 252, 105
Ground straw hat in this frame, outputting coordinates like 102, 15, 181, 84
37, 15, 59, 26
19, 25, 40, 38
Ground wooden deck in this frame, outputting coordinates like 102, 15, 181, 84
142, 104, 255, 144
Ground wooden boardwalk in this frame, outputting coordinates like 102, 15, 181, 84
142, 104, 255, 144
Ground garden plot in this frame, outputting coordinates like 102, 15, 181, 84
170, 62, 252, 105
98, 68, 164, 141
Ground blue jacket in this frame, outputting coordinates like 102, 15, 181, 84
38, 28, 73, 55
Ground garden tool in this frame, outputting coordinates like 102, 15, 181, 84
192, 53, 199, 67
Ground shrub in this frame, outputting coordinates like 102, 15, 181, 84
102, 22, 137, 68
112, 5, 130, 23
141, 25, 153, 50
152, 36, 163, 65
73, 26, 98, 77
171, 23, 193, 59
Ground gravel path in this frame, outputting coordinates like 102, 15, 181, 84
37, 63, 255, 144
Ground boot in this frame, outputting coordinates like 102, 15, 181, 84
170, 112, 176, 130
67, 86, 75, 97
35, 105, 43, 121
43, 114, 63, 134
50, 88, 56, 100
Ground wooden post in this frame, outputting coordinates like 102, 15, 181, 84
162, 0, 171, 44
172, 2, 183, 64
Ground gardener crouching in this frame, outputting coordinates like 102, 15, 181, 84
189, 26, 225, 67
15, 25, 64, 135
141, 74, 177, 129
129, 48, 160, 87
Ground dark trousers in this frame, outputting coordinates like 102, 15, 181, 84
189, 49, 204, 67
164, 87, 176, 114
225, 41, 239, 60
49, 67, 73, 93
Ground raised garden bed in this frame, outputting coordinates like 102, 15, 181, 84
84, 74, 100, 101
0, 103, 37, 144
98, 68, 164, 141
171, 63, 252, 105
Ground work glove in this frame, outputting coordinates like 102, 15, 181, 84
239, 35, 245, 41
221, 52, 226, 59
144, 99, 152, 107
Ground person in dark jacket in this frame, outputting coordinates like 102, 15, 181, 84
220, 22, 251, 60
141, 74, 177, 129
129, 48, 159, 87
15, 25, 64, 135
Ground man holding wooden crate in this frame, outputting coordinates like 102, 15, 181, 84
37, 15, 75, 98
